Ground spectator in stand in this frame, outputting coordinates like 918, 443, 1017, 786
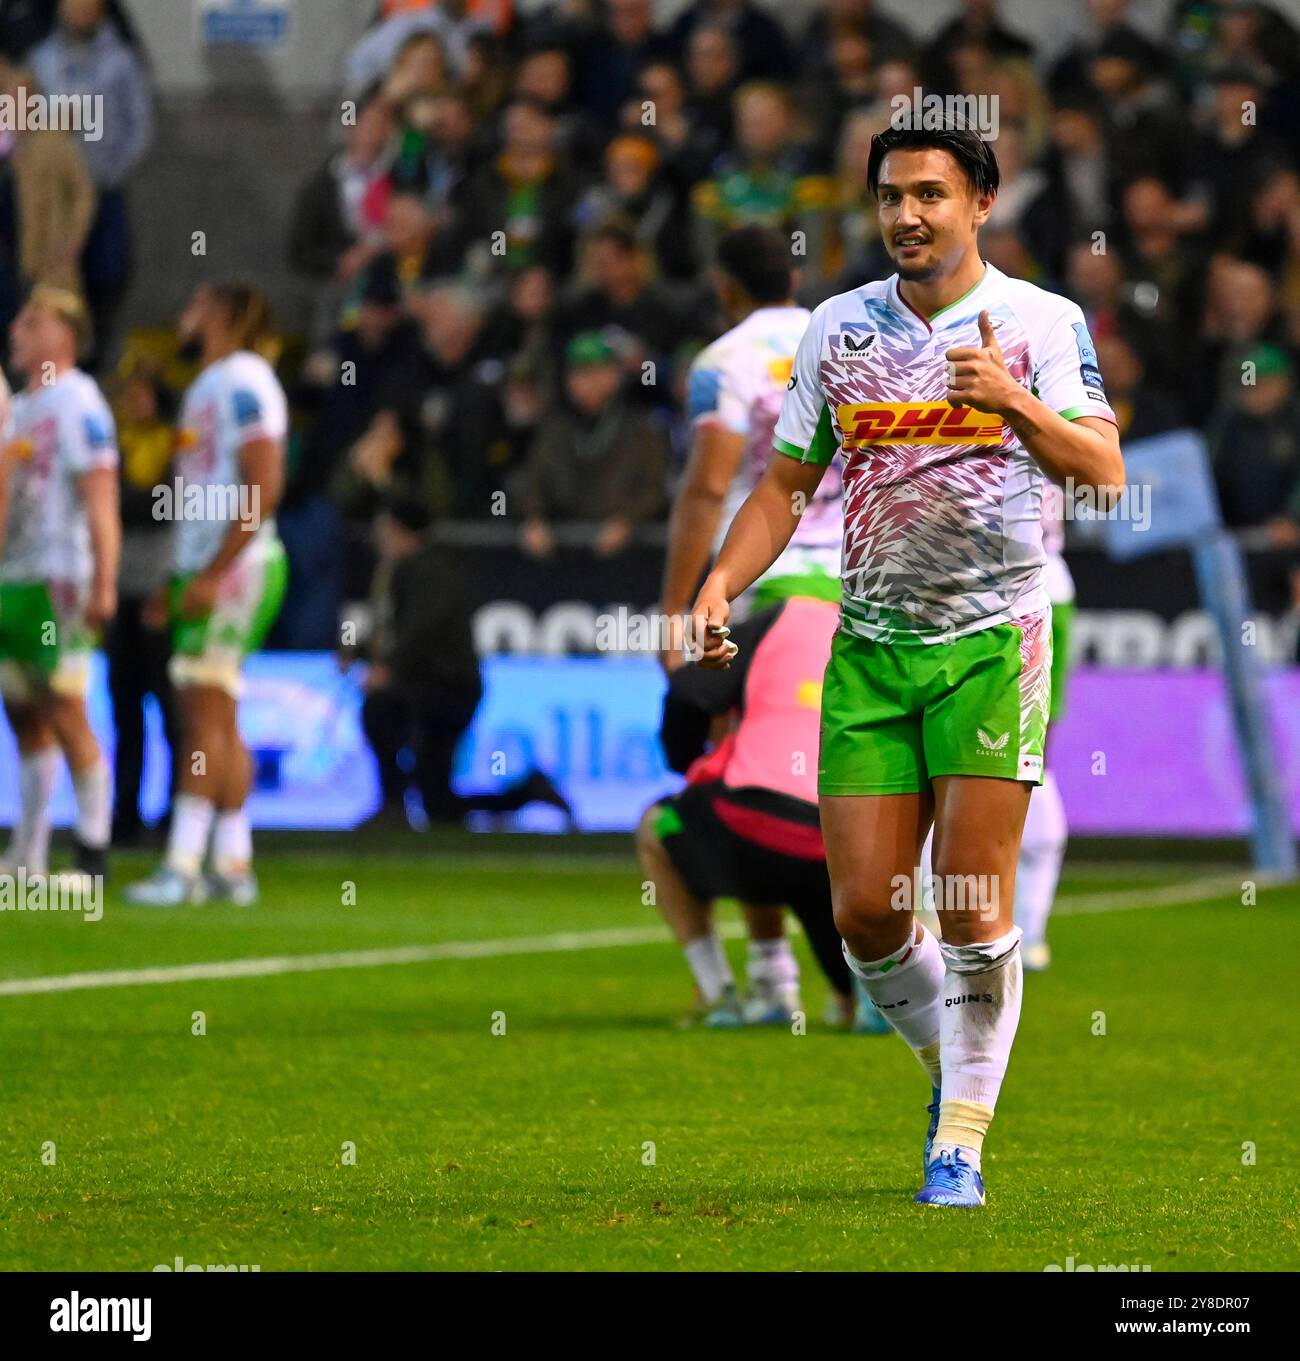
355, 493, 571, 829
982, 122, 1055, 275
1119, 176, 1210, 338
623, 59, 718, 193
293, 258, 427, 608
383, 30, 453, 165
684, 22, 739, 163
369, 185, 458, 302
482, 352, 548, 499
797, 0, 915, 77
1085, 27, 1189, 193
289, 84, 394, 285
0, 59, 95, 362
1227, 166, 1300, 282
804, 22, 879, 171
288, 83, 395, 338
1048, 0, 1163, 97
1064, 239, 1181, 396
1034, 89, 1113, 278
923, 0, 1034, 89
691, 82, 835, 270
1209, 342, 1300, 538
300, 259, 426, 494
459, 28, 511, 123
512, 44, 601, 169
1195, 255, 1293, 424
979, 223, 1054, 290
572, 134, 695, 281
328, 290, 500, 548
572, 0, 673, 123
479, 261, 558, 392
1191, 64, 1295, 245
29, 0, 153, 369
1092, 332, 1184, 440
1211, 0, 1300, 103
816, 105, 892, 299
391, 86, 479, 200
453, 98, 581, 281
345, 0, 488, 91
106, 358, 180, 845
519, 331, 669, 560
555, 222, 700, 405
406, 282, 506, 518
667, 0, 792, 83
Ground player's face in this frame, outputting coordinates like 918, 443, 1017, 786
9, 302, 64, 376
876, 148, 990, 282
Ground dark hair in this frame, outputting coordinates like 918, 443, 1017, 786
715, 225, 793, 304
866, 123, 1000, 199
589, 221, 640, 254
207, 281, 275, 356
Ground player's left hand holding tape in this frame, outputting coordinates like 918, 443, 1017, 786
689, 593, 739, 669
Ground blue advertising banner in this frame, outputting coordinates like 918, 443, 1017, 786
2, 653, 1297, 837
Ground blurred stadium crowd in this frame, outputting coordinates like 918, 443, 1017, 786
3, 0, 1300, 831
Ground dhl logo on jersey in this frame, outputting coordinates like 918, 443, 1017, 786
6, 436, 34, 461
836, 402, 1004, 447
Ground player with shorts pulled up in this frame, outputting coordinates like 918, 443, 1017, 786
691, 123, 1124, 1207
126, 283, 287, 907
0, 288, 120, 883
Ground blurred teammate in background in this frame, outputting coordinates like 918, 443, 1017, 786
0, 286, 119, 881
126, 283, 287, 906
1014, 482, 1073, 971
656, 225, 862, 1027
640, 593, 865, 1028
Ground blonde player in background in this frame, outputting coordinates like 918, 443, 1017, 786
0, 287, 120, 882
126, 282, 287, 906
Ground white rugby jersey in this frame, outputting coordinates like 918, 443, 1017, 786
2, 367, 118, 583
774, 263, 1114, 642
687, 305, 843, 583
175, 351, 287, 574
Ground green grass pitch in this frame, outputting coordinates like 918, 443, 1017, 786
1, 835, 1295, 1272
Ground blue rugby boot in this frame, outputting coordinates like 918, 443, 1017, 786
915, 1147, 986, 1208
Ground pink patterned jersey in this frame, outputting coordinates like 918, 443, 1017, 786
687, 305, 843, 582
773, 263, 1114, 643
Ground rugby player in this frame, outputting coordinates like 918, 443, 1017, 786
0, 288, 119, 883
691, 123, 1124, 1207
126, 283, 287, 906
656, 226, 873, 1027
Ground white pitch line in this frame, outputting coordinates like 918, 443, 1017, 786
0, 922, 747, 998
0, 873, 1280, 1000
1054, 871, 1280, 915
